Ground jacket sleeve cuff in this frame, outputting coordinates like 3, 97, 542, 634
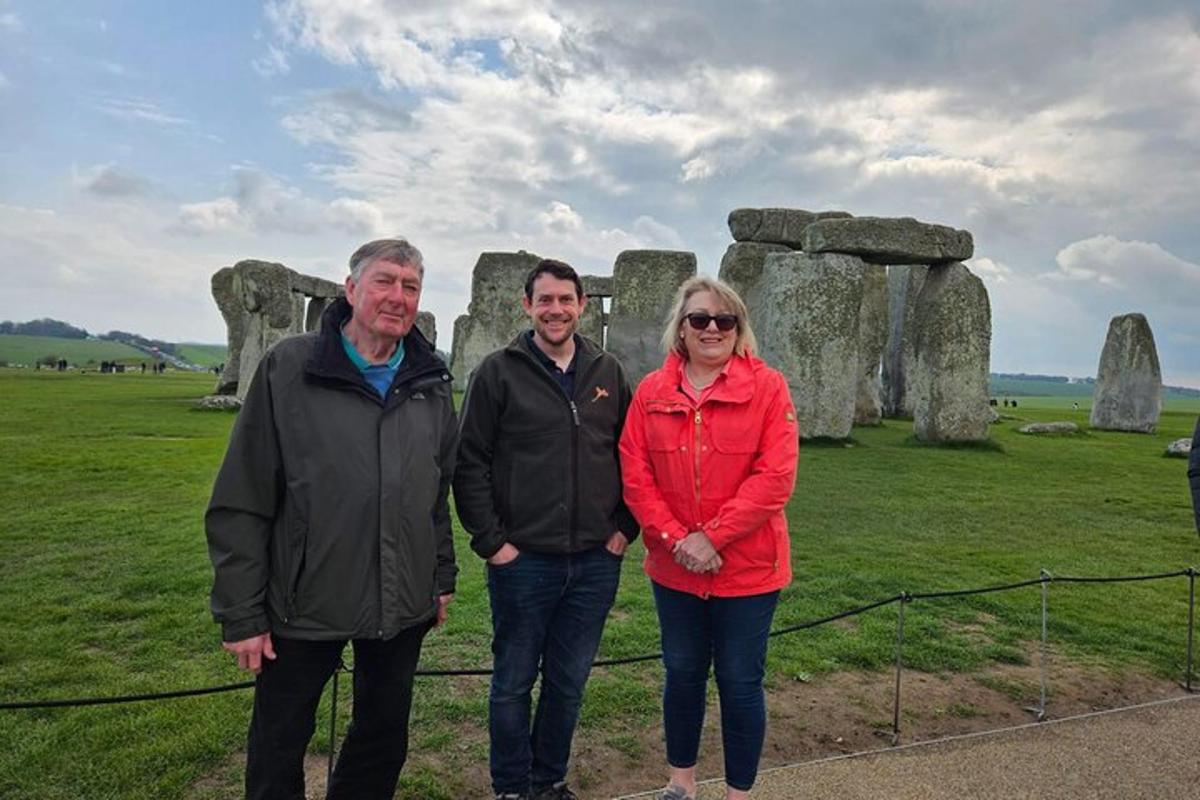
221, 613, 270, 643
470, 529, 506, 560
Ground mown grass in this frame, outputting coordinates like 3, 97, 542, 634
0, 334, 147, 367
0, 369, 1197, 799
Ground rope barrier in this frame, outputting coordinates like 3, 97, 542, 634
2, 567, 1196, 712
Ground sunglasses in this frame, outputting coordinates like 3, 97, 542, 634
684, 312, 738, 332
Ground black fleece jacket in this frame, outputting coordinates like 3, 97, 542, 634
454, 332, 640, 559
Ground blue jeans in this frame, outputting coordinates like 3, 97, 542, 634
652, 582, 779, 792
487, 545, 622, 795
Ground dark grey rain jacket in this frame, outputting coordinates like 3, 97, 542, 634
206, 298, 457, 642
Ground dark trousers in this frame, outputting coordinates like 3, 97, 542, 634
487, 546, 622, 795
651, 582, 779, 792
244, 622, 430, 800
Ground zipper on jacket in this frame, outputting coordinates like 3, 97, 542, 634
569, 399, 581, 550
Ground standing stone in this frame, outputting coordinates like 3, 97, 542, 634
305, 296, 331, 332
606, 250, 697, 386
728, 208, 852, 248
236, 260, 306, 401
449, 251, 542, 390
804, 216, 974, 264
882, 265, 930, 418
718, 241, 790, 336
1089, 314, 1162, 433
211, 266, 247, 395
910, 262, 992, 443
415, 311, 437, 350
854, 264, 889, 426
579, 275, 613, 347
757, 252, 866, 439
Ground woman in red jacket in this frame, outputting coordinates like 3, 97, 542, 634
619, 276, 799, 800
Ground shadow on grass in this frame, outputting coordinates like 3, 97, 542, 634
801, 436, 862, 448
901, 435, 1006, 454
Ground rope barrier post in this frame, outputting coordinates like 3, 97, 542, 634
889, 593, 909, 746
327, 658, 344, 788
1025, 570, 1050, 721
1184, 568, 1196, 693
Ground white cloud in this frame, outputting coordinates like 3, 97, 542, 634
1049, 235, 1200, 302
73, 164, 156, 198
968, 257, 1013, 285
0, 70, 8, 90
538, 201, 582, 233
177, 197, 244, 235
0, 12, 21, 32
252, 44, 291, 77
93, 96, 190, 127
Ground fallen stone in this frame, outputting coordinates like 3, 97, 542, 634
196, 394, 243, 411
854, 264, 888, 426
606, 250, 697, 386
804, 216, 974, 264
757, 252, 866, 439
911, 262, 992, 443
728, 208, 852, 247
1090, 313, 1163, 434
881, 264, 930, 418
1165, 438, 1192, 457
1019, 422, 1080, 434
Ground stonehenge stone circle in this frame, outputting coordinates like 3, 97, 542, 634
805, 217, 974, 264
449, 251, 542, 391
1090, 313, 1162, 433
757, 252, 866, 439
882, 264, 930, 419
607, 250, 697, 386
578, 274, 613, 346
911, 262, 992, 443
728, 208, 852, 248
717, 241, 790, 335
854, 264, 889, 426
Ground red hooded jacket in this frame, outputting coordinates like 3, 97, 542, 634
619, 351, 799, 598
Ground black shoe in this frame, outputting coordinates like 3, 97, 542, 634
532, 782, 578, 800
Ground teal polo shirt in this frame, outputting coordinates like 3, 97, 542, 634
341, 330, 405, 398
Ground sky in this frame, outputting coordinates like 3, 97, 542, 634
0, 0, 1197, 385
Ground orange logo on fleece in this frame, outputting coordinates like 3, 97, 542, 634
592, 385, 610, 403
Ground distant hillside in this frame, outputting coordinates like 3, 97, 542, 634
0, 334, 146, 367
989, 373, 1200, 399
0, 318, 88, 339
176, 343, 227, 367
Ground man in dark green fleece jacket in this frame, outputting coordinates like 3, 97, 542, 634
206, 238, 456, 800
455, 259, 639, 800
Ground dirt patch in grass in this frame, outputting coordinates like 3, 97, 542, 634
189, 653, 1188, 799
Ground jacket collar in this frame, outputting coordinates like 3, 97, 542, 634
650, 350, 759, 405
506, 330, 603, 376
306, 297, 448, 387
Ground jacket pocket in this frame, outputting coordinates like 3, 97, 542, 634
284, 504, 309, 619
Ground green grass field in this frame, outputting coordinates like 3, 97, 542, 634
0, 369, 1197, 799
175, 344, 228, 368
0, 334, 147, 367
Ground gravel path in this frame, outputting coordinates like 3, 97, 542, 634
623, 695, 1200, 800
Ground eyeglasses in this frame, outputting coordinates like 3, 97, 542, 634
684, 313, 738, 332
